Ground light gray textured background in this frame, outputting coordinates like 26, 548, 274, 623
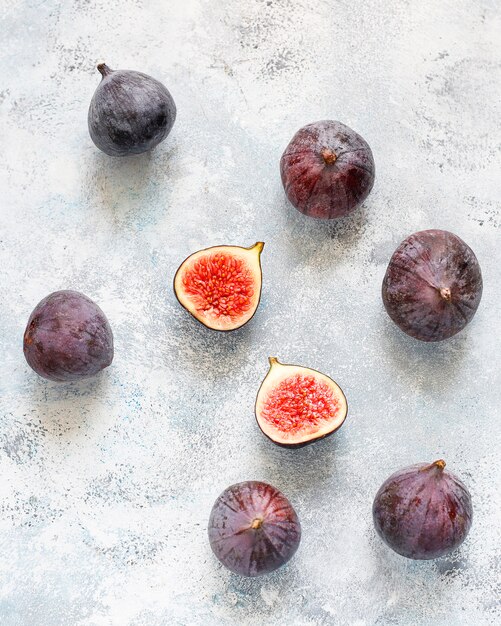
0, 1, 500, 625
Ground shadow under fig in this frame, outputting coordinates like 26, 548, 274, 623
89, 148, 154, 189
25, 366, 113, 434
279, 191, 372, 268
211, 554, 302, 607
255, 425, 347, 500
166, 298, 264, 382
379, 310, 469, 393
84, 141, 179, 225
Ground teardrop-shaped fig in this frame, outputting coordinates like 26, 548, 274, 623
373, 460, 473, 560
174, 242, 264, 331
255, 357, 348, 447
88, 63, 176, 156
382, 229, 482, 342
23, 290, 114, 382
280, 120, 375, 219
208, 481, 301, 577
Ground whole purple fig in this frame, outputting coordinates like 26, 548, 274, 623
280, 120, 375, 219
88, 63, 176, 156
208, 481, 301, 577
382, 229, 482, 342
23, 290, 114, 382
373, 460, 473, 560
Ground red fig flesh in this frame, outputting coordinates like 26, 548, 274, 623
382, 229, 482, 342
173, 243, 264, 331
208, 481, 301, 577
255, 357, 347, 447
373, 460, 473, 560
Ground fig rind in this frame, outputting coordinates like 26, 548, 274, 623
255, 357, 348, 448
23, 290, 114, 382
373, 460, 473, 560
88, 64, 177, 156
280, 120, 375, 219
382, 229, 482, 342
208, 481, 301, 577
173, 242, 264, 332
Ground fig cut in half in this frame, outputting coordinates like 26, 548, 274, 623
255, 357, 348, 447
174, 242, 264, 331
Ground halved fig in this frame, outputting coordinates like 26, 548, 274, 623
174, 242, 264, 331
255, 357, 348, 447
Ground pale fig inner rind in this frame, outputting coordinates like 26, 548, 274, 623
174, 243, 263, 331
255, 359, 347, 446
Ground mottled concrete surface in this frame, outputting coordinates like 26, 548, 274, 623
0, 1, 500, 625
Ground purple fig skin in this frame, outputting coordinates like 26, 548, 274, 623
208, 481, 301, 577
280, 120, 375, 219
23, 290, 114, 382
382, 229, 482, 342
373, 460, 473, 560
88, 64, 176, 156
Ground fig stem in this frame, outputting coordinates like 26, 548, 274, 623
97, 63, 112, 77
321, 148, 337, 165
420, 459, 446, 473
268, 357, 280, 367
250, 518, 263, 530
439, 287, 452, 302
252, 242, 265, 254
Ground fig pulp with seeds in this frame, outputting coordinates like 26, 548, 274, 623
373, 460, 473, 560
88, 63, 176, 156
382, 229, 482, 342
174, 242, 264, 331
280, 120, 375, 219
208, 481, 301, 577
23, 290, 114, 382
255, 357, 348, 447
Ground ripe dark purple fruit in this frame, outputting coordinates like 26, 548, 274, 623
208, 481, 301, 577
382, 229, 482, 342
373, 460, 473, 560
88, 63, 176, 156
23, 290, 114, 382
280, 120, 375, 219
